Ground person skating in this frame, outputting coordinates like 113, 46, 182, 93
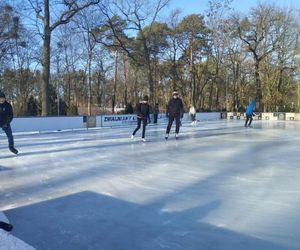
165, 91, 184, 140
0, 92, 18, 154
245, 99, 256, 128
131, 95, 151, 142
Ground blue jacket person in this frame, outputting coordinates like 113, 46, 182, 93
245, 100, 256, 127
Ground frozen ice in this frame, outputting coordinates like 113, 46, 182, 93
1, 120, 300, 250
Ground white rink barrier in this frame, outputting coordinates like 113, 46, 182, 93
8, 112, 300, 133
261, 113, 278, 121
11, 116, 84, 133
99, 112, 221, 127
285, 113, 295, 121
8, 113, 221, 132
195, 112, 221, 121
226, 112, 300, 121
99, 113, 169, 127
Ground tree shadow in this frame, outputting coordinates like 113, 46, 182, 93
5, 191, 291, 250
0, 165, 12, 171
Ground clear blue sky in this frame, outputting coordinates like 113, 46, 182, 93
167, 0, 299, 16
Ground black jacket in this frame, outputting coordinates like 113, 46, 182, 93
154, 105, 159, 115
136, 102, 150, 120
0, 101, 13, 127
166, 98, 184, 117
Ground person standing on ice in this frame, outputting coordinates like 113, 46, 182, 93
165, 91, 184, 139
0, 92, 18, 154
189, 104, 196, 125
245, 99, 256, 127
131, 95, 151, 142
153, 103, 159, 124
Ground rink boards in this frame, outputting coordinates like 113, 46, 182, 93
226, 112, 299, 121
8, 112, 300, 133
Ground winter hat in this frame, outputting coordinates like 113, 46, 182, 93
143, 95, 149, 101
0, 92, 5, 98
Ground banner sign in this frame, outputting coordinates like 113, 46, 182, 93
100, 115, 137, 127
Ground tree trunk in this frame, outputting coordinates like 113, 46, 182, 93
255, 61, 263, 111
112, 49, 118, 114
142, 38, 154, 103
88, 49, 92, 116
122, 52, 127, 107
189, 39, 194, 105
147, 63, 154, 103
209, 82, 214, 111
42, 0, 51, 116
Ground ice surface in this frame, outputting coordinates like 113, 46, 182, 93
1, 120, 300, 250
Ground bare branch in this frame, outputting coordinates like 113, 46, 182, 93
50, 0, 100, 32
27, 0, 44, 21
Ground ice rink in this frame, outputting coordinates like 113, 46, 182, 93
1, 120, 300, 250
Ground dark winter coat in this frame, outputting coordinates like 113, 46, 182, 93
153, 104, 159, 115
166, 98, 184, 117
136, 102, 150, 120
0, 101, 13, 127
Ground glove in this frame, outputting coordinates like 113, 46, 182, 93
148, 119, 151, 123
2, 124, 8, 129
166, 113, 169, 118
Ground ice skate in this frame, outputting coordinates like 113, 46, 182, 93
9, 146, 18, 155
0, 221, 13, 232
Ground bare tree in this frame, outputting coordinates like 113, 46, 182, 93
108, 0, 170, 103
0, 4, 20, 66
235, 4, 292, 111
28, 0, 100, 115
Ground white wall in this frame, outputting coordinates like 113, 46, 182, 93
11, 116, 84, 133
182, 112, 220, 121
99, 113, 221, 127
195, 112, 221, 121
9, 113, 221, 132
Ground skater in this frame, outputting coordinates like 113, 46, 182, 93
189, 104, 196, 125
245, 99, 256, 127
165, 91, 184, 139
131, 95, 150, 142
0, 92, 18, 154
153, 103, 159, 124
